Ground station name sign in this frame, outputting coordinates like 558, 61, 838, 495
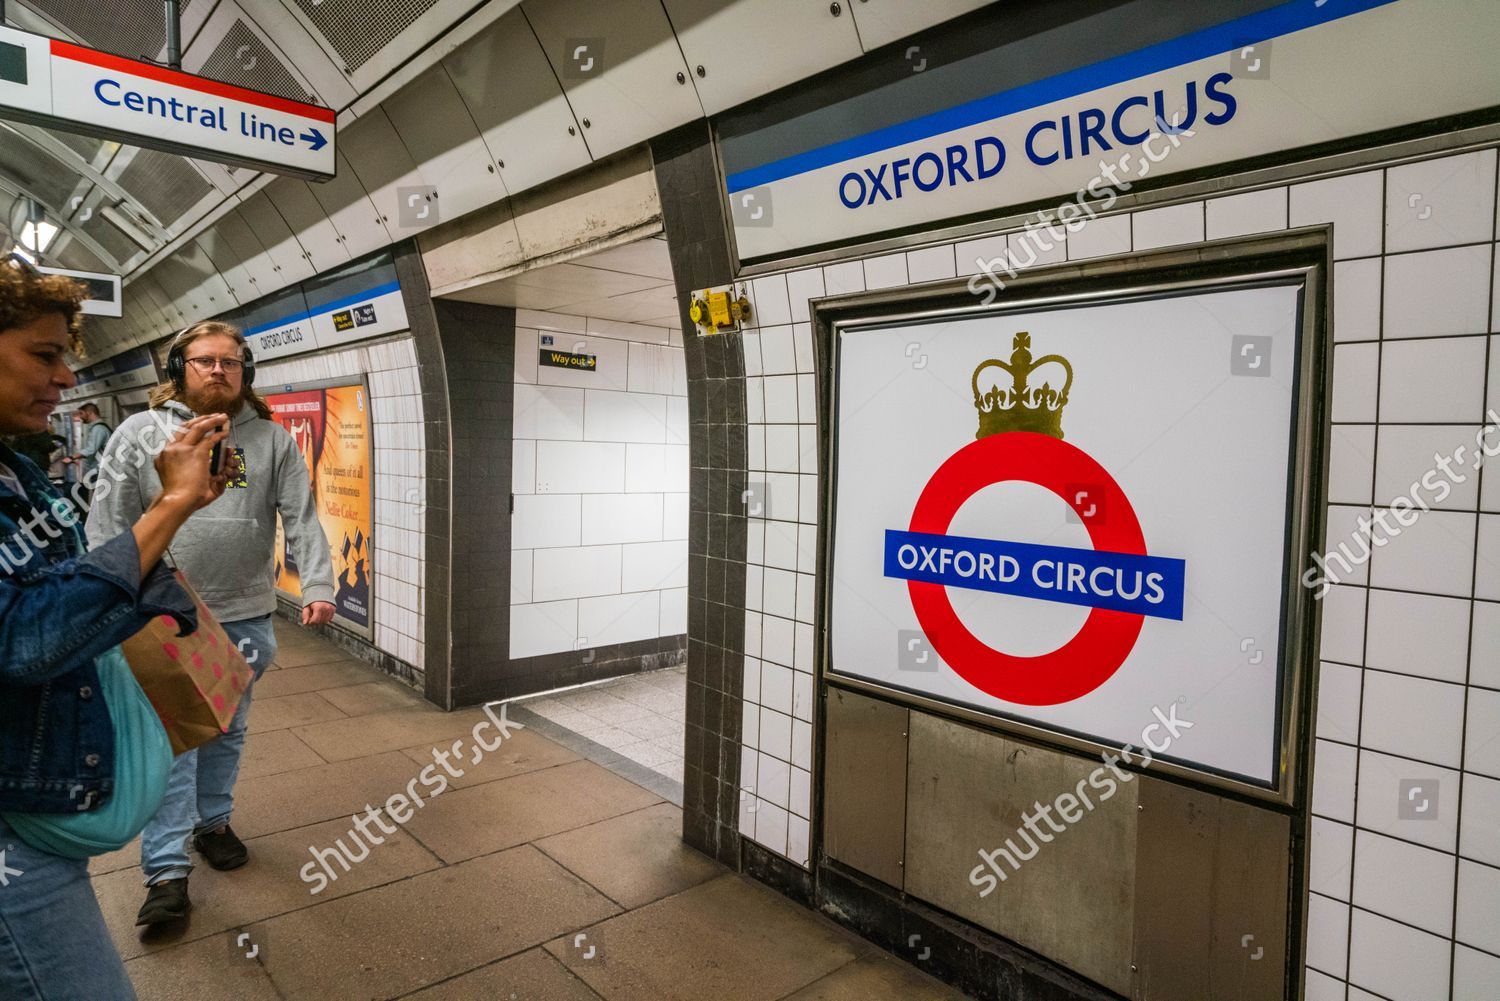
0, 26, 335, 180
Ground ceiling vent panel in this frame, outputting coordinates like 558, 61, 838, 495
523, 0, 703, 159
303, 150, 391, 261
288, 0, 439, 75
193, 15, 319, 103
21, 0, 196, 61
0, 128, 84, 209
662, 0, 864, 116
338, 108, 437, 241
380, 63, 507, 228
52, 235, 108, 274
443, 8, 590, 198
263, 177, 349, 274
236, 190, 315, 286
112, 150, 214, 229
78, 211, 145, 268
847, 0, 998, 51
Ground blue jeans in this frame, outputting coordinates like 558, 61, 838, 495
140, 615, 276, 886
0, 814, 136, 1000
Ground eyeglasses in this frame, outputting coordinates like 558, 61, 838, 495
184, 356, 245, 374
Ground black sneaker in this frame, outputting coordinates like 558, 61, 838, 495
136, 878, 191, 926
193, 824, 248, 871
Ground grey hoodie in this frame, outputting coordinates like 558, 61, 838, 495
85, 400, 336, 623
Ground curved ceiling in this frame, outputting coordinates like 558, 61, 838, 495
0, 0, 995, 362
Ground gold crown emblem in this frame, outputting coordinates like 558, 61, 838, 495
972, 332, 1073, 440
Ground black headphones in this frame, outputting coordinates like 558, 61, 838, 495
166, 323, 256, 388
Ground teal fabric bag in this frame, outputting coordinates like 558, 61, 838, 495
2, 647, 172, 859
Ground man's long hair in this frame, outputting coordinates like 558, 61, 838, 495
149, 321, 272, 419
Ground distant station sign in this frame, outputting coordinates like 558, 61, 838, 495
0, 25, 335, 180
35, 263, 121, 317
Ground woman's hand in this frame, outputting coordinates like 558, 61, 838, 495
154, 415, 232, 516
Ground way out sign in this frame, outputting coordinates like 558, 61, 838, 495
0, 26, 335, 180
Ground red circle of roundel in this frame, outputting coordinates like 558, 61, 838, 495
907, 431, 1146, 707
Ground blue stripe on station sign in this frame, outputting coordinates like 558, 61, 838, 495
244, 280, 400, 337
884, 529, 1186, 620
724, 0, 1398, 193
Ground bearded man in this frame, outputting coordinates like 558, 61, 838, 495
86, 321, 336, 927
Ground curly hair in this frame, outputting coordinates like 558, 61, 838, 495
0, 257, 87, 356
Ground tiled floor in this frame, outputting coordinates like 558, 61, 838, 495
91, 622, 962, 1000
508, 666, 687, 800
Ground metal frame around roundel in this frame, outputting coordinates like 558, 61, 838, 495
906, 430, 1149, 706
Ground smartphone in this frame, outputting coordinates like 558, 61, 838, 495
209, 421, 228, 475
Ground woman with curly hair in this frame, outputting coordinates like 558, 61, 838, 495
0, 254, 231, 999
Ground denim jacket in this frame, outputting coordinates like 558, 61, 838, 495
0, 443, 195, 814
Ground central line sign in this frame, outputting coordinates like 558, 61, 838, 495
0, 25, 335, 180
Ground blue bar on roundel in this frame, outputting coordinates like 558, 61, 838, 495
883, 529, 1185, 620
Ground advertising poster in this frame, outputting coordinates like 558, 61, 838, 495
266, 383, 373, 634
830, 283, 1306, 788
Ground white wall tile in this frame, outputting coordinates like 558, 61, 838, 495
1369, 509, 1475, 597
1310, 817, 1353, 900
759, 324, 797, 376
1320, 585, 1366, 665
1360, 672, 1465, 768
1385, 149, 1497, 253
1456, 858, 1500, 955
513, 494, 581, 549
1205, 187, 1288, 240
823, 260, 864, 296
585, 317, 673, 345
1352, 829, 1455, 935
762, 375, 799, 423
787, 812, 811, 866
1130, 202, 1204, 250
626, 342, 683, 396
514, 326, 539, 384
620, 540, 686, 593
1318, 662, 1362, 744
511, 549, 532, 604
1475, 514, 1500, 602
583, 390, 667, 443
863, 252, 908, 289
761, 614, 794, 668
1461, 773, 1500, 867
666, 396, 688, 445
793, 321, 815, 373
1465, 688, 1500, 779
1290, 171, 1384, 260
532, 544, 621, 602
1363, 589, 1471, 683
1455, 944, 1500, 1001
1375, 424, 1481, 510
1314, 739, 1358, 823
1356, 749, 1460, 852
581, 494, 664, 545
1323, 506, 1372, 587
1379, 336, 1487, 423
764, 425, 798, 474
753, 801, 788, 856
1333, 258, 1382, 343
1009, 225, 1066, 267
761, 567, 798, 621
535, 440, 626, 493
907, 245, 957, 283
510, 599, 578, 659
1306, 893, 1350, 979
749, 274, 792, 328
1066, 213, 1130, 260
518, 309, 587, 336
578, 590, 660, 647
792, 670, 813, 722
1304, 969, 1346, 1001
1348, 908, 1451, 1001
786, 267, 825, 324
760, 661, 793, 716
742, 331, 762, 378
954, 233, 1009, 277
759, 709, 793, 762
1332, 343, 1380, 423
1383, 245, 1493, 339
741, 699, 760, 749
1328, 425, 1375, 504
514, 383, 585, 440
757, 750, 790, 807
659, 586, 686, 635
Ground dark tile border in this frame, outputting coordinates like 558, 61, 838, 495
452, 634, 687, 706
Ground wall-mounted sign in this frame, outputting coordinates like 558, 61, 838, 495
0, 25, 335, 180
36, 264, 121, 317
829, 280, 1311, 792
243, 279, 407, 362
267, 382, 374, 636
539, 348, 598, 371
719, 0, 1500, 261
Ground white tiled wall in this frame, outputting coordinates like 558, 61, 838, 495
256, 336, 427, 671
509, 310, 689, 659
728, 145, 1500, 998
